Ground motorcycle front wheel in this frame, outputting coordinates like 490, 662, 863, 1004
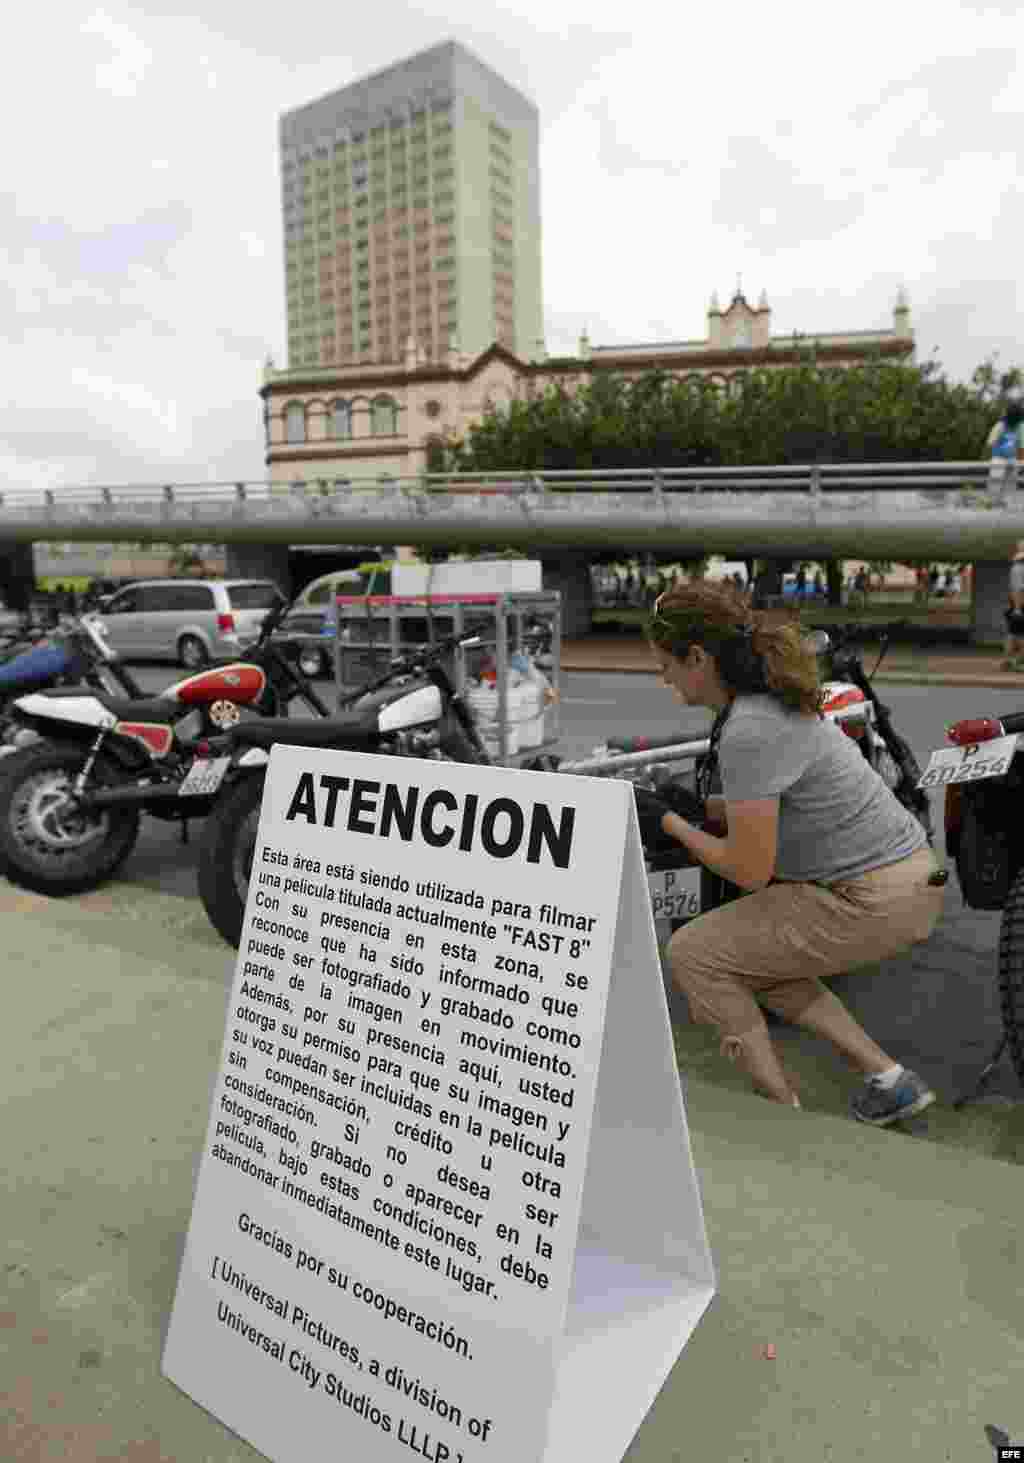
997, 869, 1024, 1088
198, 773, 265, 948
0, 741, 140, 895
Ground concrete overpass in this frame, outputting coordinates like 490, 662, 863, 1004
2, 464, 1020, 638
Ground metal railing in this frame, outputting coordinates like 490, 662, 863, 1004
0, 463, 1019, 555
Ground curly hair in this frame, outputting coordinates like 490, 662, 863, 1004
646, 578, 822, 716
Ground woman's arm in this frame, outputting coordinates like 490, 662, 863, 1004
662, 798, 779, 892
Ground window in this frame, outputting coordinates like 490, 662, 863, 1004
286, 402, 306, 444
371, 395, 399, 435
161, 584, 216, 611
228, 584, 284, 610
331, 399, 352, 438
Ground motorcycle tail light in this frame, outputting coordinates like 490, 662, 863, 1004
195, 740, 212, 758
217, 613, 236, 634
946, 717, 1004, 747
842, 722, 867, 741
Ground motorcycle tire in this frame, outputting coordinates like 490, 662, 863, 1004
0, 741, 140, 895
996, 867, 1024, 1089
198, 772, 266, 948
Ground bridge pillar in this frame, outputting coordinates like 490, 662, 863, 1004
539, 552, 594, 638
0, 542, 37, 613
224, 543, 292, 599
970, 559, 1012, 646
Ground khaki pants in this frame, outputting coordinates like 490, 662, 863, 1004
667, 846, 945, 1040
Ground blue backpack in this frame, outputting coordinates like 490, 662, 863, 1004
992, 423, 1020, 460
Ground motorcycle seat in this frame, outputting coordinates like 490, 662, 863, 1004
100, 696, 187, 723
228, 715, 385, 751
15, 687, 182, 724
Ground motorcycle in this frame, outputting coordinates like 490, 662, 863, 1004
564, 624, 933, 936
0, 600, 332, 896
1, 613, 145, 749
196, 628, 491, 947
918, 707, 1024, 1090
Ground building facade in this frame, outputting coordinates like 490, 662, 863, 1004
279, 39, 542, 373
261, 286, 915, 485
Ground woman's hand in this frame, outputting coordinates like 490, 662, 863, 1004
633, 787, 675, 847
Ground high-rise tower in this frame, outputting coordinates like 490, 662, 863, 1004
279, 39, 542, 369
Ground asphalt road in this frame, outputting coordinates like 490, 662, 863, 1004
41, 663, 1024, 1103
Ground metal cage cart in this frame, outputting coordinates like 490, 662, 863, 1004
332, 591, 562, 766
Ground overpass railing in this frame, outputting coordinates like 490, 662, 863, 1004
0, 462, 1017, 525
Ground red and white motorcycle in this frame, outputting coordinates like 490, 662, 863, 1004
0, 601, 331, 895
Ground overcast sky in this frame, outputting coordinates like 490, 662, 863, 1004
4, 0, 1021, 494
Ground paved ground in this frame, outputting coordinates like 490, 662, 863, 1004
3, 646, 1024, 1460
2, 883, 1022, 1463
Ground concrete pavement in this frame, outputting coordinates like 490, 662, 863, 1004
2, 881, 1023, 1463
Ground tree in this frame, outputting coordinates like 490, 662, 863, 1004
425, 350, 1023, 588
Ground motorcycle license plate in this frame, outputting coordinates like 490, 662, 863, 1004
648, 866, 702, 923
916, 734, 1019, 789
179, 756, 231, 798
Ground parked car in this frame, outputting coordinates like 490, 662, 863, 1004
97, 579, 285, 669
272, 565, 391, 678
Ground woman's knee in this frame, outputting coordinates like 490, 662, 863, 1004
666, 920, 718, 993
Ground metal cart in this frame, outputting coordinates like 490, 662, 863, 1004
332, 591, 562, 767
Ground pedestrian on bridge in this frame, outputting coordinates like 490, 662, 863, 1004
986, 393, 1024, 497
636, 578, 946, 1124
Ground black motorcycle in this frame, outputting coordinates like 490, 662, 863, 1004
603, 623, 933, 928
197, 628, 492, 947
925, 707, 1024, 1091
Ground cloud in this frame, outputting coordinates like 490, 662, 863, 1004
0, 0, 1019, 500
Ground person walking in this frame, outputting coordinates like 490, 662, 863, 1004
634, 579, 946, 1122
986, 394, 1024, 497
1002, 540, 1024, 671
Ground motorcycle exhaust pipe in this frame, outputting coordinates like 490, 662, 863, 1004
77, 785, 186, 809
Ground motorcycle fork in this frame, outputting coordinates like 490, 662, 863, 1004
72, 729, 110, 797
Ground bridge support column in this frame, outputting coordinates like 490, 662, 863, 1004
0, 542, 37, 613
538, 552, 594, 638
970, 560, 1012, 646
224, 543, 292, 599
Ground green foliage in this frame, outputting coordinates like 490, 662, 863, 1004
433, 352, 1021, 476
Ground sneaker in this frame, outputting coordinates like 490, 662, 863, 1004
850, 1069, 936, 1126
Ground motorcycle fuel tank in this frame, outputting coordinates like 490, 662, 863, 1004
0, 642, 76, 690
164, 664, 267, 706
377, 683, 443, 732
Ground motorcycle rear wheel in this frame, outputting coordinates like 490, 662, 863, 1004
0, 741, 140, 895
996, 868, 1024, 1088
198, 773, 264, 948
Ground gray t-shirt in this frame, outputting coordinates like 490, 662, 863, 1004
717, 694, 925, 883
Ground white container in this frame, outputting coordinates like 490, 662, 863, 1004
515, 681, 547, 748
466, 683, 520, 757
392, 560, 543, 596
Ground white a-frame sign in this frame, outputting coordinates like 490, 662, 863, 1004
163, 746, 716, 1463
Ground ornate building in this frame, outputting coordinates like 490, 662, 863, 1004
260, 286, 914, 484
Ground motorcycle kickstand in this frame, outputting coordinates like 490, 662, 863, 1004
952, 1034, 1008, 1110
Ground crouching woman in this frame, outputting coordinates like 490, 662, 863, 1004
639, 580, 946, 1125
